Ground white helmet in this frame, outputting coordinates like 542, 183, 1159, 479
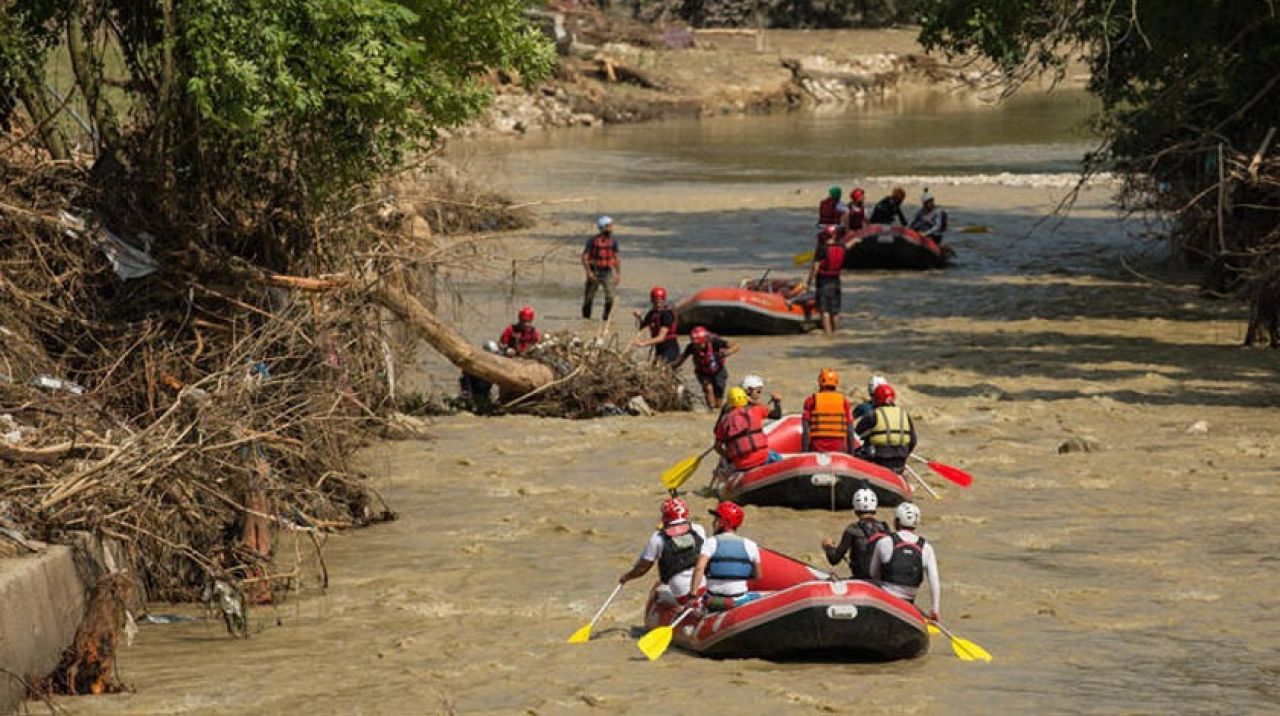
921, 189, 935, 203
852, 488, 878, 514
741, 374, 765, 391
895, 502, 921, 529
596, 215, 613, 230
868, 374, 888, 397
483, 340, 501, 354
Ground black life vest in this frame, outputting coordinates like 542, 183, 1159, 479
869, 197, 900, 225
587, 233, 618, 270
881, 534, 926, 588
691, 339, 722, 376
848, 519, 890, 579
657, 525, 703, 582
645, 307, 677, 341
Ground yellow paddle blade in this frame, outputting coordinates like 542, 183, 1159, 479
792, 250, 815, 267
927, 623, 941, 636
950, 635, 993, 662
660, 453, 703, 491
566, 623, 593, 644
636, 625, 675, 661
957, 225, 990, 234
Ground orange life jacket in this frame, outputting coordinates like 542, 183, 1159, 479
808, 390, 849, 439
587, 233, 618, 270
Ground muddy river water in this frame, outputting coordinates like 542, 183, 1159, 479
69, 91, 1280, 715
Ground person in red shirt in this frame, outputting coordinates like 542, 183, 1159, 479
801, 368, 856, 454
499, 305, 542, 356
807, 226, 846, 335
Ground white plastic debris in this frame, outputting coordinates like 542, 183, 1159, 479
30, 374, 85, 394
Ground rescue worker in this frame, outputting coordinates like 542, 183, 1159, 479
618, 497, 707, 604
458, 340, 501, 410
629, 285, 680, 365
844, 187, 868, 233
581, 216, 620, 320
673, 326, 739, 409
499, 305, 542, 357
817, 185, 846, 229
689, 501, 762, 612
741, 374, 782, 420
801, 368, 856, 454
821, 488, 891, 579
910, 188, 949, 242
869, 502, 940, 622
869, 187, 908, 226
807, 225, 845, 335
855, 382, 918, 473
714, 387, 774, 473
853, 374, 888, 420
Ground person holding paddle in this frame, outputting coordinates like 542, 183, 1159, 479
618, 497, 707, 605
806, 225, 846, 335
869, 502, 940, 622
688, 501, 762, 613
821, 488, 891, 579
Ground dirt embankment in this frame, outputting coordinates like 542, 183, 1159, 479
468, 27, 1028, 135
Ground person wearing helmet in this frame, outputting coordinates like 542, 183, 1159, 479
499, 305, 542, 357
802, 368, 856, 454
853, 374, 889, 420
909, 188, 949, 243
618, 497, 708, 604
817, 185, 847, 230
869, 187, 908, 226
689, 501, 762, 612
713, 387, 779, 476
628, 286, 680, 364
673, 326, 739, 409
844, 187, 868, 233
822, 487, 891, 579
580, 216, 620, 320
869, 502, 940, 622
807, 225, 846, 335
741, 374, 782, 420
855, 383, 917, 473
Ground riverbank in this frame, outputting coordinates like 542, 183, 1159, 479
467, 27, 1078, 135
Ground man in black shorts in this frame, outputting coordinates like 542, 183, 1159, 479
673, 326, 739, 409
807, 225, 845, 335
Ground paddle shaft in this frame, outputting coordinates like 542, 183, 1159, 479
587, 583, 624, 629
903, 464, 941, 500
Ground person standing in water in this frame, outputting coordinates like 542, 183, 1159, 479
807, 225, 846, 335
581, 216, 620, 320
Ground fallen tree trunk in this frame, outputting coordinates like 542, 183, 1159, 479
374, 283, 554, 395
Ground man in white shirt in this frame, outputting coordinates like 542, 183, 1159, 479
869, 502, 941, 621
688, 501, 762, 611
618, 497, 707, 604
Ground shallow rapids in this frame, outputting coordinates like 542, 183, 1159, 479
67, 95, 1280, 715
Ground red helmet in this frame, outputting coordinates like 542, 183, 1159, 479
518, 305, 535, 323
851, 188, 865, 202
709, 501, 744, 530
873, 383, 896, 406
691, 326, 709, 344
661, 497, 689, 524
650, 286, 667, 303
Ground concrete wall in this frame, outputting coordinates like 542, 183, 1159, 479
0, 546, 87, 714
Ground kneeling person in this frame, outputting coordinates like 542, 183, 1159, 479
618, 497, 707, 603
689, 502, 762, 612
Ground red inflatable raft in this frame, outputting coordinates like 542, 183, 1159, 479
643, 549, 929, 660
718, 415, 913, 509
675, 283, 817, 335
843, 224, 948, 270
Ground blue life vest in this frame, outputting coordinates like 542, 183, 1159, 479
707, 534, 754, 580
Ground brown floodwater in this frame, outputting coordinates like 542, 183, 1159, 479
63, 97, 1280, 715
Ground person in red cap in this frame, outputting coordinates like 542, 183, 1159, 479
844, 187, 868, 233
688, 501, 762, 612
499, 305, 542, 357
807, 226, 846, 335
673, 325, 739, 408
618, 497, 707, 604
855, 382, 917, 473
629, 285, 680, 365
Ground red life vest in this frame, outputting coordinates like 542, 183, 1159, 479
502, 324, 540, 354
818, 244, 845, 278
818, 197, 842, 225
645, 307, 677, 339
691, 339, 722, 376
846, 206, 867, 231
718, 407, 769, 469
587, 233, 618, 270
